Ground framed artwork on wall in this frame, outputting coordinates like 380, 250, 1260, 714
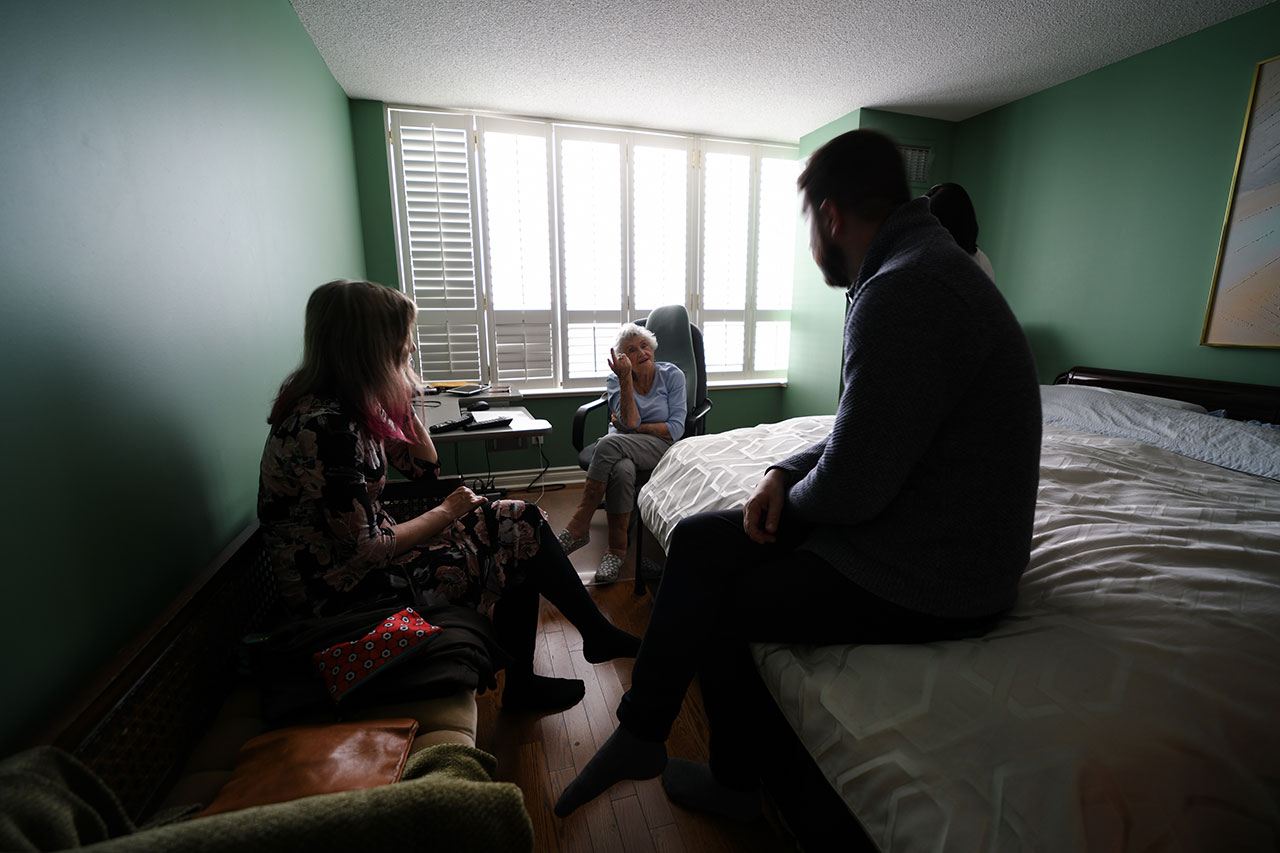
1202, 54, 1280, 348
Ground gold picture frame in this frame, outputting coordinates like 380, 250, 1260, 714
1201, 54, 1280, 348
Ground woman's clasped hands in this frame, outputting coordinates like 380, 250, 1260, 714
436, 486, 488, 522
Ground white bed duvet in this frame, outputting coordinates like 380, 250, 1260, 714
638, 399, 1280, 851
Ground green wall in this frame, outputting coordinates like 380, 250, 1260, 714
0, 0, 366, 752
952, 3, 1280, 384
350, 99, 401, 289
783, 6, 1280, 416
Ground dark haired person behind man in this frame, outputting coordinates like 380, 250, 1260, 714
925, 181, 995, 280
555, 130, 1042, 821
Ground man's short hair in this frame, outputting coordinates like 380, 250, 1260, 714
797, 130, 910, 223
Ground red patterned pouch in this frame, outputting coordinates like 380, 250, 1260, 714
311, 607, 443, 702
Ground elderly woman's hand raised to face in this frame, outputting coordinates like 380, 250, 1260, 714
607, 348, 632, 382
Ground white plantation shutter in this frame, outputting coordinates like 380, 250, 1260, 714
695, 143, 797, 378
558, 130, 626, 382
703, 320, 745, 373
388, 108, 797, 388
478, 119, 556, 386
631, 141, 692, 312
390, 110, 484, 383
701, 150, 750, 312
752, 320, 791, 371
751, 155, 799, 376
698, 144, 751, 375
560, 136, 623, 314
414, 323, 482, 380
493, 321, 554, 383
566, 323, 620, 383
755, 158, 800, 312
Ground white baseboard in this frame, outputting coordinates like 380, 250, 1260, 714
474, 465, 586, 491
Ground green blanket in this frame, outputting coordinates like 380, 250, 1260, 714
0, 744, 532, 852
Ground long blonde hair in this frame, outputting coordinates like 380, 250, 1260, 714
269, 279, 423, 442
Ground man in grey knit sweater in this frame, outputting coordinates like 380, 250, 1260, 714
556, 130, 1041, 822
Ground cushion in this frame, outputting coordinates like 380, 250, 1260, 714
312, 607, 443, 702
193, 718, 419, 817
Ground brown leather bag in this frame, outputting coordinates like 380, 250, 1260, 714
194, 717, 419, 817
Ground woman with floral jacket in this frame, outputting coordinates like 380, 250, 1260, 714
258, 280, 638, 711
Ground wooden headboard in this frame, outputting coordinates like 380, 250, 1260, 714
1054, 366, 1280, 424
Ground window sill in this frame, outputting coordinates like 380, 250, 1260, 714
517, 378, 787, 400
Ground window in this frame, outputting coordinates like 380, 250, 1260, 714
388, 107, 798, 389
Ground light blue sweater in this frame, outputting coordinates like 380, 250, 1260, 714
605, 362, 687, 441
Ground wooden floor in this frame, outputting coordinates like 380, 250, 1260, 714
476, 485, 796, 853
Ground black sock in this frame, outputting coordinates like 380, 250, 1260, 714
502, 672, 586, 711
661, 758, 760, 823
554, 726, 667, 817
533, 525, 641, 659
581, 624, 641, 663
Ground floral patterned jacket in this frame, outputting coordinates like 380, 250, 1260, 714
257, 394, 437, 617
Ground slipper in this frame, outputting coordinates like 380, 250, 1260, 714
594, 553, 624, 584
557, 528, 590, 555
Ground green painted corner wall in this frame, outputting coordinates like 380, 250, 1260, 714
0, 0, 366, 752
858, 109, 957, 196
783, 5, 1279, 415
350, 99, 401, 290
952, 3, 1280, 385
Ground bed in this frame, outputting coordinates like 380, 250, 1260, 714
637, 366, 1280, 851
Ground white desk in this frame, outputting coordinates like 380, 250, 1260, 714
415, 398, 552, 452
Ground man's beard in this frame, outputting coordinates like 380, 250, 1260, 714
817, 239, 851, 290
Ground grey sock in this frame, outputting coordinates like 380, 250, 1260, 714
661, 758, 761, 823
554, 727, 667, 817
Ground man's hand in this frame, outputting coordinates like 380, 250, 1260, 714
438, 486, 487, 521
743, 468, 788, 544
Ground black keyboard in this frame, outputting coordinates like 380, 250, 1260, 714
428, 412, 474, 434
463, 416, 513, 431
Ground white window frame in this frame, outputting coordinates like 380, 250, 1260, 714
387, 106, 797, 390
553, 124, 698, 390
474, 115, 558, 387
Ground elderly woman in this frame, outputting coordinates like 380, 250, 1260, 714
258, 279, 639, 712
558, 323, 687, 583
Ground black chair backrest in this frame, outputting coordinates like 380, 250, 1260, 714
689, 324, 708, 437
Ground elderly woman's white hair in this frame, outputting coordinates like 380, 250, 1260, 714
614, 323, 658, 353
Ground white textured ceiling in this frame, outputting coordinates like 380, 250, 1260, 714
292, 0, 1271, 143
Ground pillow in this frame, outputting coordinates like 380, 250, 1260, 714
1041, 384, 1280, 480
194, 718, 419, 817
1072, 385, 1208, 413
312, 607, 443, 702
